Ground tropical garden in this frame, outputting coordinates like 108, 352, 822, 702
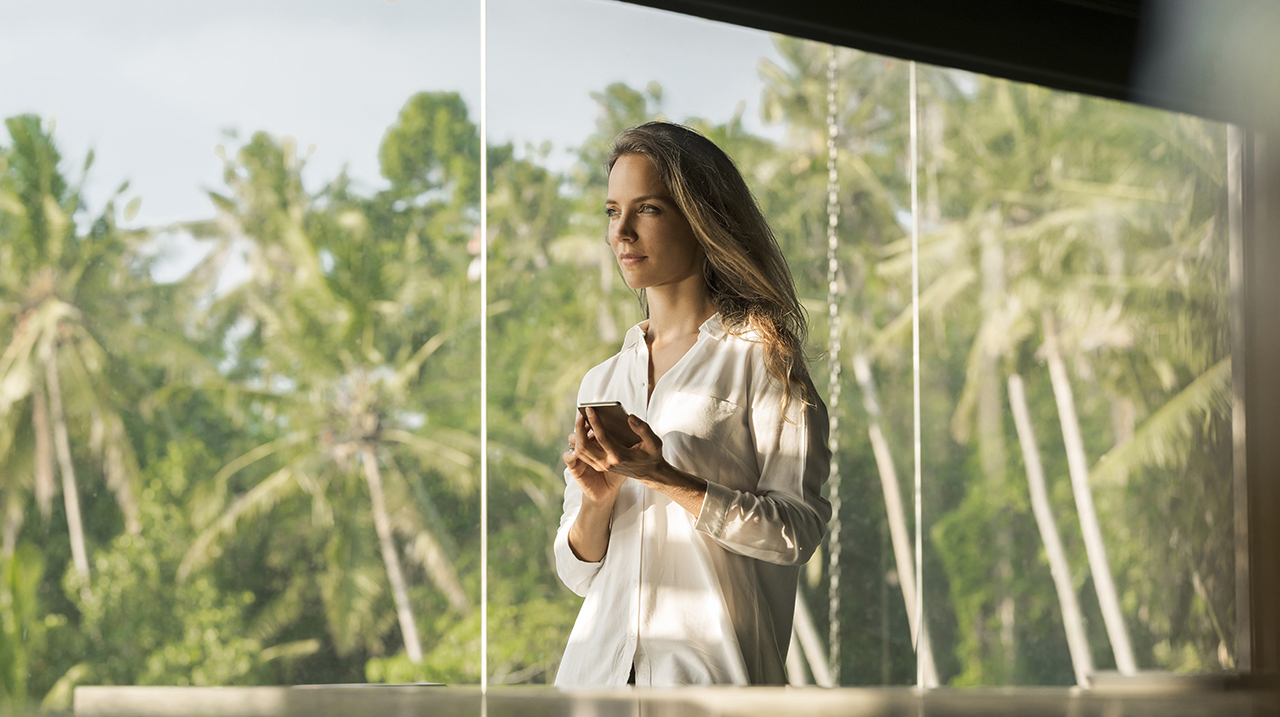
0, 35, 1233, 710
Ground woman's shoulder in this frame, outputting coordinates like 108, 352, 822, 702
713, 320, 818, 406
576, 324, 645, 400
714, 320, 767, 362
580, 350, 626, 386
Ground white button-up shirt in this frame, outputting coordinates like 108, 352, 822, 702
554, 313, 832, 687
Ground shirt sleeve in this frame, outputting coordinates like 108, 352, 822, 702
554, 466, 605, 597
693, 367, 832, 566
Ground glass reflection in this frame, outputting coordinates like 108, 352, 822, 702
488, 0, 918, 683
913, 68, 1234, 684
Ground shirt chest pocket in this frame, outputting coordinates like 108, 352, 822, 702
655, 391, 756, 490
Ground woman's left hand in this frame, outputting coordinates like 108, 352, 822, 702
577, 408, 667, 480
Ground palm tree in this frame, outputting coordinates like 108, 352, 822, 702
871, 78, 1130, 679
852, 353, 940, 686
177, 100, 480, 667
0, 116, 146, 588
1007, 373, 1094, 685
883, 74, 1232, 679
1040, 310, 1137, 674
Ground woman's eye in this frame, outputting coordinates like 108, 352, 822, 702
605, 207, 618, 218
639, 205, 656, 213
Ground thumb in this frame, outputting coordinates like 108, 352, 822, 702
628, 414, 659, 447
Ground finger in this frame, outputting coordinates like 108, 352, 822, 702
577, 432, 606, 465
574, 413, 591, 452
573, 416, 601, 459
569, 462, 596, 483
627, 414, 662, 451
585, 407, 619, 456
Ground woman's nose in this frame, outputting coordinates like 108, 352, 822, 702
611, 213, 637, 242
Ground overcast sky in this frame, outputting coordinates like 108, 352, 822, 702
0, 0, 783, 232
488, 0, 783, 163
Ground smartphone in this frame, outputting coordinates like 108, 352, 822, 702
577, 401, 642, 447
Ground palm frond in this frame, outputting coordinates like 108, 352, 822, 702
178, 466, 299, 582
209, 430, 315, 494
0, 302, 75, 411
1052, 178, 1170, 203
871, 265, 976, 358
378, 450, 468, 611
877, 223, 967, 279
248, 576, 308, 644
259, 639, 320, 663
382, 428, 474, 470
487, 441, 563, 491
294, 467, 335, 530
381, 452, 458, 556
402, 528, 468, 611
99, 412, 141, 534
393, 328, 455, 390
950, 327, 988, 443
1092, 357, 1231, 485
318, 535, 384, 657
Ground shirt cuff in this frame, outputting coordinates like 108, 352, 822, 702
554, 526, 604, 596
693, 479, 733, 539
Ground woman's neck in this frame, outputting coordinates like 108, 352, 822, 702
643, 276, 716, 346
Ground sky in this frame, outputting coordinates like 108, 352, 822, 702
0, 0, 480, 228
488, 0, 784, 166
0, 0, 784, 233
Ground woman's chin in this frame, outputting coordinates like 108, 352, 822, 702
620, 273, 651, 290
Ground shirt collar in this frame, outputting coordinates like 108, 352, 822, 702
622, 312, 725, 351
622, 322, 645, 351
699, 312, 726, 339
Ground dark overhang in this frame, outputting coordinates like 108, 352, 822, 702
614, 0, 1279, 130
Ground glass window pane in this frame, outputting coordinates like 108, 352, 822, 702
0, 2, 481, 704
488, 0, 916, 686
916, 68, 1235, 685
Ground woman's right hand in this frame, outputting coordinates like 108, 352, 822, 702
565, 412, 627, 505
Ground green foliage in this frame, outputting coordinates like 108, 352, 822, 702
0, 546, 42, 707
30, 439, 270, 711
0, 36, 1237, 706
178, 94, 482, 678
380, 92, 481, 206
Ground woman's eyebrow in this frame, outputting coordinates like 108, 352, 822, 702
606, 194, 671, 204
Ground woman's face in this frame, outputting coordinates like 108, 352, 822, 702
606, 153, 704, 291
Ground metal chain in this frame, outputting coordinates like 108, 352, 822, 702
824, 45, 844, 683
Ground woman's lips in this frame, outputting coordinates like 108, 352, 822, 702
618, 254, 646, 266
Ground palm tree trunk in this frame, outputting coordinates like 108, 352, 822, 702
852, 352, 939, 686
102, 415, 141, 534
787, 628, 808, 686
2, 498, 20, 559
32, 381, 56, 520
361, 444, 424, 664
978, 221, 1016, 677
1008, 374, 1095, 686
1041, 311, 1136, 675
792, 589, 833, 687
45, 348, 90, 582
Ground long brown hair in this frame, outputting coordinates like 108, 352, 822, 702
607, 121, 811, 404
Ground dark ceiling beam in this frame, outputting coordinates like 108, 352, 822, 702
615, 1, 1140, 99
612, 0, 1271, 127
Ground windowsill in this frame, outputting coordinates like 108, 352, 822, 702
72, 682, 1280, 717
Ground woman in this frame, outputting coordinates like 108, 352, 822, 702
554, 121, 831, 687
